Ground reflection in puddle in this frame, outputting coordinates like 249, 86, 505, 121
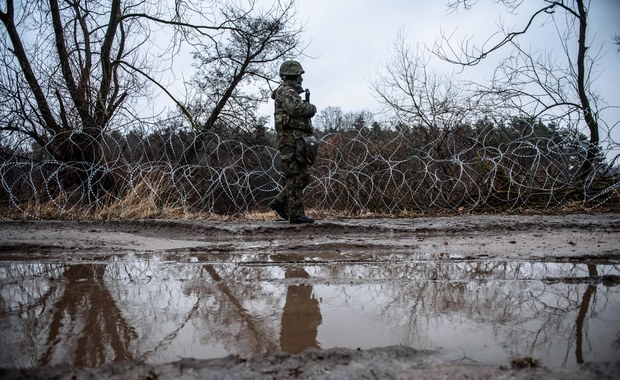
281, 268, 321, 353
1, 253, 619, 370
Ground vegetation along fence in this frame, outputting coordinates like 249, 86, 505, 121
1, 121, 619, 219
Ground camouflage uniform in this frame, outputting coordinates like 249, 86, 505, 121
270, 61, 317, 223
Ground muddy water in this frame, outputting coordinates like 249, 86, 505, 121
1, 251, 619, 370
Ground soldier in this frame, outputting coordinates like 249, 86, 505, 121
269, 60, 318, 224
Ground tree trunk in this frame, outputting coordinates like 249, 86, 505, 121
203, 62, 250, 130
575, 0, 600, 181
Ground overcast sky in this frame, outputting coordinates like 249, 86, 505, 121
290, 0, 619, 113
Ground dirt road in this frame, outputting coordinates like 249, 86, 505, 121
1, 213, 619, 379
1, 213, 619, 260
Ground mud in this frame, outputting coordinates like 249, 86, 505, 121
1, 213, 619, 379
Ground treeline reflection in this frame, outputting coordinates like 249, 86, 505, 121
0, 254, 618, 369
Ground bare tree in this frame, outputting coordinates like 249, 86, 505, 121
433, 0, 609, 180
186, 0, 304, 134
0, 0, 304, 199
0, 0, 283, 159
372, 31, 478, 131
314, 106, 374, 133
314, 106, 346, 132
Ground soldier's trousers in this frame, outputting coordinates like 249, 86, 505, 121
275, 149, 310, 218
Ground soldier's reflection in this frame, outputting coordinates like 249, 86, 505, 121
280, 267, 322, 352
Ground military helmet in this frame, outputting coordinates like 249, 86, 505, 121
279, 60, 305, 77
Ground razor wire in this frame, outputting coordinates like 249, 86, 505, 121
1, 126, 618, 218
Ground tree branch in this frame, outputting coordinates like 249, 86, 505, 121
436, 3, 557, 66
118, 60, 197, 130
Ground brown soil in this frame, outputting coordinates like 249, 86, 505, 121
1, 213, 619, 379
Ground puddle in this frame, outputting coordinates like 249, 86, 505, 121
1, 252, 619, 370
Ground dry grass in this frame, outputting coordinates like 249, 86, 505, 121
4, 201, 614, 221
2, 176, 617, 221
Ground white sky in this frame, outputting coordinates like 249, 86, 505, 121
292, 1, 619, 111
292, 0, 454, 113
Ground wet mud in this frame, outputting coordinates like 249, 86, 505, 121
1, 213, 619, 379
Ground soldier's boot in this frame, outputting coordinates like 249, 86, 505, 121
268, 198, 289, 220
289, 215, 315, 224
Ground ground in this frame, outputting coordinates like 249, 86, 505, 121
1, 212, 619, 379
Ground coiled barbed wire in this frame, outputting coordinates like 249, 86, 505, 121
1, 126, 618, 219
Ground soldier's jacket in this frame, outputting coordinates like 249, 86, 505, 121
271, 80, 316, 134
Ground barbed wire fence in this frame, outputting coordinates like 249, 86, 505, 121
1, 125, 618, 219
